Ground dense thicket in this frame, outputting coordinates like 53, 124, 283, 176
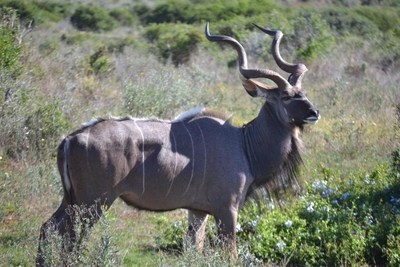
1, 0, 399, 66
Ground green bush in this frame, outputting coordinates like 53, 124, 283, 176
354, 6, 400, 32
289, 13, 334, 61
137, 0, 191, 24
136, 0, 277, 25
369, 30, 400, 72
109, 8, 136, 27
0, 0, 38, 23
33, 1, 72, 20
234, 163, 400, 266
1, 84, 70, 161
70, 5, 119, 32
60, 32, 96, 46
24, 101, 70, 159
0, 0, 70, 24
143, 23, 203, 66
86, 46, 113, 76
392, 104, 400, 174
158, 152, 400, 265
321, 6, 380, 36
0, 7, 23, 79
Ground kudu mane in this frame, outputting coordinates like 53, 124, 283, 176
243, 100, 303, 199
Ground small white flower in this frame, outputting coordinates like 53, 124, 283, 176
174, 221, 182, 228
251, 220, 258, 227
276, 242, 286, 251
236, 223, 242, 232
366, 216, 374, 225
307, 202, 314, 212
269, 200, 275, 210
285, 220, 293, 228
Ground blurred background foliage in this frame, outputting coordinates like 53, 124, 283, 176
0, 0, 400, 266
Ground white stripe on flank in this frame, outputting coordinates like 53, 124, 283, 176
85, 127, 92, 175
165, 129, 178, 198
134, 120, 146, 196
63, 139, 71, 192
182, 123, 195, 196
196, 123, 207, 190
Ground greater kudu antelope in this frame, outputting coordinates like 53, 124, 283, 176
36, 23, 320, 265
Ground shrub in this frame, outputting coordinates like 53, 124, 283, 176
39, 205, 119, 266
143, 23, 203, 66
1, 83, 70, 161
0, 7, 23, 79
392, 103, 400, 173
0, 11, 71, 160
235, 163, 400, 266
369, 30, 400, 73
86, 46, 113, 76
289, 13, 334, 61
138, 0, 191, 24
70, 5, 118, 32
321, 6, 380, 36
354, 6, 400, 32
0, 0, 38, 23
0, 0, 70, 24
109, 8, 136, 27
136, 0, 277, 25
33, 1, 72, 21
157, 156, 400, 265
24, 99, 71, 159
60, 32, 96, 46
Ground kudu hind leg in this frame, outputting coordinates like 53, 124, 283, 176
187, 210, 208, 251
36, 199, 75, 266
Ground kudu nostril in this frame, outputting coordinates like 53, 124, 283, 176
309, 109, 319, 117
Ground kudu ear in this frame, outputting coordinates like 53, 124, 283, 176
239, 75, 274, 98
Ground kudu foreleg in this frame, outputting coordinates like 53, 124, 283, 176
214, 208, 238, 259
187, 210, 208, 250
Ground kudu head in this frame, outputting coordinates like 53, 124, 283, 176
205, 23, 320, 129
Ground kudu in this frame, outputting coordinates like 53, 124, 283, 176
36, 23, 319, 265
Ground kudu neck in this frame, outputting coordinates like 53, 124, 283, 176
242, 101, 298, 186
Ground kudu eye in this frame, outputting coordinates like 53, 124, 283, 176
281, 96, 292, 101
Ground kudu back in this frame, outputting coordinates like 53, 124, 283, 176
36, 23, 319, 265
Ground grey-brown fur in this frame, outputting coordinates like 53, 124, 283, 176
36, 23, 319, 265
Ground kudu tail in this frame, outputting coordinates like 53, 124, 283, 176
57, 138, 74, 206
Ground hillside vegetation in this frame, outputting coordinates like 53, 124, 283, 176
1, 0, 400, 266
